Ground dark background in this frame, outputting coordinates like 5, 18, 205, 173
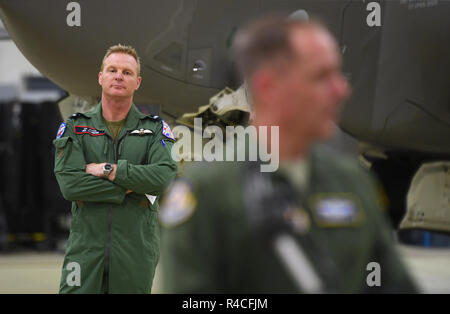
0, 77, 69, 252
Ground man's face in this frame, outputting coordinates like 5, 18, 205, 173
99, 53, 142, 99
275, 27, 349, 140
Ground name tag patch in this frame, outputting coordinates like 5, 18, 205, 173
313, 197, 364, 227
74, 126, 106, 136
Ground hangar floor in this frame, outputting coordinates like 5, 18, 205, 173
0, 245, 448, 294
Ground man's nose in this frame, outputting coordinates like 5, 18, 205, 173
114, 71, 124, 80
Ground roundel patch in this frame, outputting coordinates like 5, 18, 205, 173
159, 180, 197, 228
162, 120, 175, 141
56, 122, 67, 139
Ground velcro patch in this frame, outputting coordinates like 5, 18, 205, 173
162, 120, 175, 141
312, 196, 365, 227
74, 126, 105, 136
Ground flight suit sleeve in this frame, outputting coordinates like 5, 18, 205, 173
358, 168, 419, 293
159, 170, 224, 293
53, 119, 127, 204
113, 121, 178, 195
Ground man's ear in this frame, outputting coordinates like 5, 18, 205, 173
252, 69, 277, 103
98, 72, 103, 86
135, 76, 142, 91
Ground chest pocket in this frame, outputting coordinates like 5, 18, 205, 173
119, 132, 154, 165
79, 133, 109, 164
307, 193, 371, 276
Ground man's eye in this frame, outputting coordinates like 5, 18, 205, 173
109, 69, 116, 73
315, 71, 331, 82
313, 73, 326, 82
124, 71, 131, 75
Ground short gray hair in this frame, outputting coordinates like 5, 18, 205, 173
101, 44, 141, 76
232, 16, 324, 80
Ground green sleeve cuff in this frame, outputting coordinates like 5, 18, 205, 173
114, 159, 128, 187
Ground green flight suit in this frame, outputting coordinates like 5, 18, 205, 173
53, 103, 177, 293
159, 145, 418, 293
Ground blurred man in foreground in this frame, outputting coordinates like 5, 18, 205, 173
159, 17, 417, 293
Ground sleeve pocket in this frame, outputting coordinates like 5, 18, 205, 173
53, 136, 72, 172
53, 136, 70, 148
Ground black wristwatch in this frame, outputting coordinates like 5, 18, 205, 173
102, 163, 113, 178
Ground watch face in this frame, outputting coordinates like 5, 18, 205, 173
104, 164, 113, 171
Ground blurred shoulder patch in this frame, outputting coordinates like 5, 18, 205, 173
159, 180, 197, 228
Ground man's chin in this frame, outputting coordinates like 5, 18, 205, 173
317, 122, 338, 141
106, 91, 131, 98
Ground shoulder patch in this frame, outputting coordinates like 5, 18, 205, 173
162, 120, 175, 141
56, 122, 67, 139
74, 125, 106, 136
159, 180, 197, 228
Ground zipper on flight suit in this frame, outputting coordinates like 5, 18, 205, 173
103, 130, 129, 293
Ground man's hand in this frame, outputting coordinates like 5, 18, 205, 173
86, 163, 117, 181
86, 163, 132, 194
85, 163, 105, 178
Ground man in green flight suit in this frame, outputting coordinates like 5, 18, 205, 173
53, 44, 177, 293
159, 18, 418, 293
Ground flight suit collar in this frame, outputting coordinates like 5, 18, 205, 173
122, 103, 149, 132
85, 102, 147, 137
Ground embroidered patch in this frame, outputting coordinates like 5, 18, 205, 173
162, 120, 175, 141
74, 126, 106, 136
159, 180, 197, 228
130, 129, 153, 136
313, 197, 363, 227
56, 122, 67, 139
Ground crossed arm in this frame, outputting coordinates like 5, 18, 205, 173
54, 121, 177, 204
85, 163, 132, 194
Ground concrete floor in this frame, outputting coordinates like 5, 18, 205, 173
0, 252, 63, 294
399, 245, 450, 294
0, 245, 448, 294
